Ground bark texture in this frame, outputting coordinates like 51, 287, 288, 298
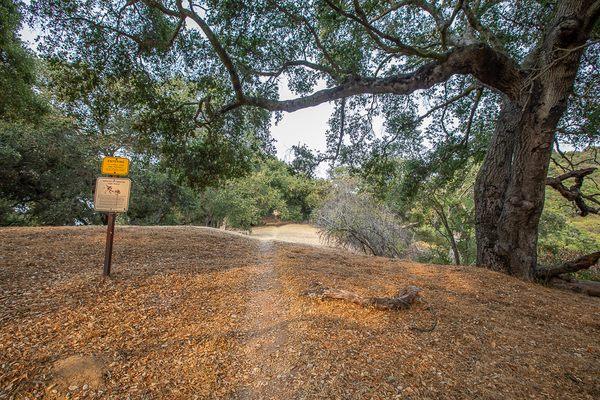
474, 0, 598, 279
536, 251, 600, 280
549, 276, 600, 297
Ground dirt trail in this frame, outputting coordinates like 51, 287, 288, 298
1, 226, 599, 399
241, 240, 293, 398
250, 223, 327, 247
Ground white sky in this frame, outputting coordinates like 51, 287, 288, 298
269, 83, 333, 174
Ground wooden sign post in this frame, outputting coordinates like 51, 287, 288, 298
103, 212, 116, 276
94, 158, 131, 277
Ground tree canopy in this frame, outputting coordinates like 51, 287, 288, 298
13, 0, 600, 279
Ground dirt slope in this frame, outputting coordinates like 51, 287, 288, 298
0, 226, 598, 399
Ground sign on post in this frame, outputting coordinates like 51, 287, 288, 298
101, 156, 130, 176
94, 177, 131, 213
95, 157, 131, 277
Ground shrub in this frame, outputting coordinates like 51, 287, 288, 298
312, 177, 412, 258
199, 158, 327, 230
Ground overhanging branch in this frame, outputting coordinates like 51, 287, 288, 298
114, 3, 524, 123
238, 44, 523, 112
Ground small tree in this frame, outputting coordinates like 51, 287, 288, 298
200, 158, 326, 230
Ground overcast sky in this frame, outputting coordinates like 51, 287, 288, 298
269, 83, 333, 168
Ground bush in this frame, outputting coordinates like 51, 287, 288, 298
124, 161, 203, 225
199, 158, 327, 230
312, 177, 412, 257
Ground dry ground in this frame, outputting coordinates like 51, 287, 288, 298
250, 224, 327, 246
0, 226, 599, 399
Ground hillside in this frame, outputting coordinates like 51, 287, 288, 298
1, 226, 599, 399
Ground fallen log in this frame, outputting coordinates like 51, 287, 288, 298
303, 282, 422, 310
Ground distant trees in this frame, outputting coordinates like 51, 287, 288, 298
124, 160, 202, 225
201, 158, 327, 230
0, 117, 99, 225
0, 1, 96, 225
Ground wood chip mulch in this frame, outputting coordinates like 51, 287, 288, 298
0, 226, 598, 399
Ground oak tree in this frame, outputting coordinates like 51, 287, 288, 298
29, 0, 600, 278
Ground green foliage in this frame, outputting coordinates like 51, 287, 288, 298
358, 149, 599, 269
0, 0, 45, 120
411, 191, 476, 266
362, 157, 478, 265
0, 116, 99, 225
537, 210, 598, 267
200, 158, 327, 230
289, 144, 319, 178
7, 0, 596, 278
124, 161, 202, 226
0, 116, 208, 226
538, 148, 600, 273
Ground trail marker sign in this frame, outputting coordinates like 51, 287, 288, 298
94, 177, 131, 213
96, 157, 131, 277
101, 156, 130, 176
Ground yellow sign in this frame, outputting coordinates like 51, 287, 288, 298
101, 157, 129, 176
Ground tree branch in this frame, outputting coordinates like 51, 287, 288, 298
238, 44, 523, 112
461, 86, 483, 145
244, 60, 338, 78
418, 83, 478, 121
123, 3, 522, 124
536, 251, 600, 280
269, 0, 345, 77
323, 0, 444, 59
546, 167, 599, 216
303, 282, 422, 310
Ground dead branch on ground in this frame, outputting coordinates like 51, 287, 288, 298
303, 282, 422, 310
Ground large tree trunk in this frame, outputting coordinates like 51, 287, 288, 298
475, 99, 520, 272
474, 1, 595, 279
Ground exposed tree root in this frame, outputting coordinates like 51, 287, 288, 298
549, 276, 600, 297
534, 252, 600, 297
536, 251, 600, 280
303, 282, 422, 310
